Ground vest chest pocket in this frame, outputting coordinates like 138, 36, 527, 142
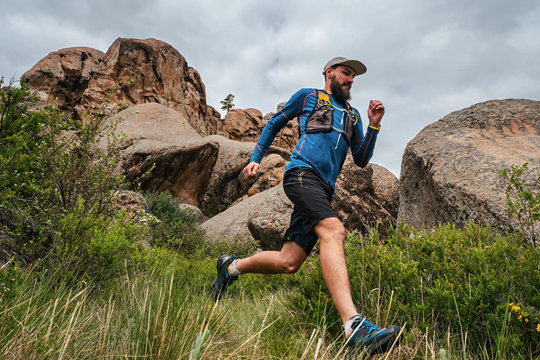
304, 91, 357, 146
305, 100, 333, 134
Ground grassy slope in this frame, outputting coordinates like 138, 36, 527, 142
1, 225, 539, 360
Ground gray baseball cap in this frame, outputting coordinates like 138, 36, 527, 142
322, 57, 367, 76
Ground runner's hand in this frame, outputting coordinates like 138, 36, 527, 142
368, 100, 385, 128
243, 161, 260, 179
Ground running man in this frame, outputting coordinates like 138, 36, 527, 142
211, 57, 401, 355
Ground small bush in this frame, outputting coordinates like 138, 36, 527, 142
283, 223, 540, 357
50, 202, 146, 282
145, 191, 206, 253
499, 162, 539, 246
0, 264, 24, 303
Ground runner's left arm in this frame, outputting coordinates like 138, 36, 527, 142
349, 113, 379, 167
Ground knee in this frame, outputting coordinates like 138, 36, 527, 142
317, 219, 346, 245
333, 225, 346, 242
280, 258, 303, 274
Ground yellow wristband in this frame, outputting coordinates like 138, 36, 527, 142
369, 125, 381, 131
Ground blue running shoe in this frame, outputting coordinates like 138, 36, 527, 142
210, 254, 238, 301
346, 315, 401, 356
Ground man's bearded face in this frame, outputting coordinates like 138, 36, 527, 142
330, 74, 351, 104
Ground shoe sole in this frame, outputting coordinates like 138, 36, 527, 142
348, 325, 401, 357
367, 325, 401, 355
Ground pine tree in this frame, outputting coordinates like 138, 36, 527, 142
220, 94, 235, 112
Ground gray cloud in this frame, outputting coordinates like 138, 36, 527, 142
1, 0, 539, 175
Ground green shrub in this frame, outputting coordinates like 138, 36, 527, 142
0, 78, 139, 281
0, 264, 24, 303
145, 191, 207, 253
499, 162, 539, 246
50, 202, 146, 282
283, 223, 540, 357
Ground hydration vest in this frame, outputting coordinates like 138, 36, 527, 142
304, 89, 359, 145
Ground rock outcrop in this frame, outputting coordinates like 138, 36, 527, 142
202, 161, 400, 249
23, 47, 105, 118
246, 153, 288, 197
23, 38, 221, 136
201, 183, 293, 249
22, 38, 404, 249
97, 103, 289, 214
200, 135, 257, 214
200, 136, 288, 214
398, 99, 540, 238
333, 159, 399, 238
98, 103, 219, 207
218, 108, 264, 141
218, 102, 299, 154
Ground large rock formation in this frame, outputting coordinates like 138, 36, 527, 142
218, 102, 299, 153
200, 136, 288, 214
22, 38, 402, 250
97, 103, 289, 213
98, 103, 219, 207
23, 38, 221, 136
218, 108, 264, 141
22, 47, 105, 118
200, 135, 257, 214
398, 99, 540, 238
202, 161, 399, 249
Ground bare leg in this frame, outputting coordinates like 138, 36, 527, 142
314, 217, 358, 324
236, 241, 307, 274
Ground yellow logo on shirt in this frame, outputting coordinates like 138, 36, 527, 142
317, 93, 331, 105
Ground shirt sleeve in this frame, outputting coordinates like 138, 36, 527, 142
249, 89, 307, 163
349, 111, 379, 167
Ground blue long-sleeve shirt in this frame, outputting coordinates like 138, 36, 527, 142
250, 88, 379, 188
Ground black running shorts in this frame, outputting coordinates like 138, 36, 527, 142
282, 167, 338, 254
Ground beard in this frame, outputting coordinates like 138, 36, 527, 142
330, 75, 351, 104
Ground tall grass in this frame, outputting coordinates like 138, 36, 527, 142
2, 243, 537, 360
0, 266, 381, 359
0, 263, 340, 359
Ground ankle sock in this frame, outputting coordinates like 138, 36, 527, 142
227, 259, 240, 277
344, 314, 361, 337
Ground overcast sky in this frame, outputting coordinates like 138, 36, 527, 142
2, 0, 539, 175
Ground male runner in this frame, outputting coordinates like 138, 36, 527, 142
211, 57, 401, 355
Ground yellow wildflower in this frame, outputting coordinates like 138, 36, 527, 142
537, 324, 540, 332
511, 304, 521, 312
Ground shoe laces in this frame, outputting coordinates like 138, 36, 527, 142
355, 313, 380, 333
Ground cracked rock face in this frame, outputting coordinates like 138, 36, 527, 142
23, 47, 105, 118
23, 38, 221, 136
97, 103, 219, 208
333, 159, 399, 238
398, 99, 540, 240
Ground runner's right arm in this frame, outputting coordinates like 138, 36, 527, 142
248, 89, 307, 164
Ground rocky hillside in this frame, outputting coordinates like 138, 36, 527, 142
398, 99, 539, 241
22, 37, 538, 247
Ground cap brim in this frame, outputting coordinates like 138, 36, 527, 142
340, 60, 367, 76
